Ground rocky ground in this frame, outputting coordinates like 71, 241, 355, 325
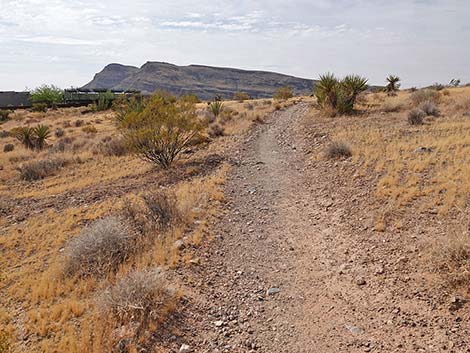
174, 102, 469, 352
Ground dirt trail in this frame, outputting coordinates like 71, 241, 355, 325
187, 102, 467, 352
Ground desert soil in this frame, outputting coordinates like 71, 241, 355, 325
179, 102, 469, 352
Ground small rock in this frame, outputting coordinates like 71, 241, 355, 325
345, 324, 364, 334
179, 344, 191, 352
214, 320, 225, 327
356, 277, 366, 286
266, 287, 281, 296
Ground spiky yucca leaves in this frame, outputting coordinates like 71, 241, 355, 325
209, 101, 224, 119
33, 124, 51, 150
315, 73, 368, 115
11, 127, 36, 149
386, 75, 401, 92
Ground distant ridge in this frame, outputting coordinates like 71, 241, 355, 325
82, 62, 316, 100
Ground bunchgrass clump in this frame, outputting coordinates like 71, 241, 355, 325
325, 141, 352, 159
411, 89, 440, 106
419, 100, 440, 117
64, 217, 132, 277
408, 109, 426, 125
17, 157, 67, 181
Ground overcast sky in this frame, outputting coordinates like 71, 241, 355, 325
0, 0, 468, 90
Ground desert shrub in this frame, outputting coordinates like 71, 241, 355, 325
99, 268, 177, 335
119, 92, 203, 169
419, 101, 440, 117
431, 83, 445, 91
244, 102, 254, 110
64, 217, 132, 277
181, 94, 200, 104
31, 103, 48, 113
432, 233, 470, 289
274, 104, 282, 110
208, 124, 225, 138
33, 124, 51, 149
411, 89, 440, 106
264, 99, 272, 105
142, 191, 181, 231
82, 125, 97, 134
209, 101, 224, 120
234, 91, 250, 102
30, 84, 64, 107
92, 91, 114, 111
17, 157, 67, 181
113, 94, 145, 124
325, 141, 352, 159
382, 101, 403, 113
0, 110, 11, 122
0, 130, 9, 138
408, 109, 426, 125
3, 144, 14, 153
74, 119, 84, 127
273, 86, 293, 100
55, 127, 65, 137
63, 120, 71, 128
315, 73, 368, 115
96, 137, 128, 156
12, 125, 51, 150
50, 137, 74, 153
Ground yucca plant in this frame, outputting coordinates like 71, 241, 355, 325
33, 124, 51, 150
11, 127, 36, 149
386, 75, 401, 93
209, 101, 224, 119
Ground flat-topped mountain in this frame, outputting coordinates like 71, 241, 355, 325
82, 62, 316, 100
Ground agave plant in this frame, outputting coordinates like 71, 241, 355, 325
33, 124, 51, 150
315, 73, 339, 108
209, 101, 224, 119
386, 75, 401, 92
11, 127, 36, 149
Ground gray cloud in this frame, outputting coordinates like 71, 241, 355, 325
0, 0, 468, 89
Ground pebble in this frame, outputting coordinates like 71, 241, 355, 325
179, 344, 191, 352
266, 287, 281, 296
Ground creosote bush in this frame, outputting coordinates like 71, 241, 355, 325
64, 217, 132, 277
118, 92, 203, 169
326, 141, 352, 159
273, 86, 293, 100
408, 109, 426, 125
98, 268, 177, 335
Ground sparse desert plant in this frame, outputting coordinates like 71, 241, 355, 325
209, 101, 224, 120
325, 141, 352, 159
431, 231, 470, 289
411, 89, 440, 106
0, 110, 11, 123
208, 124, 225, 138
33, 124, 51, 150
98, 268, 177, 335
82, 125, 97, 134
244, 102, 254, 110
142, 190, 181, 231
17, 156, 67, 181
64, 217, 132, 277
30, 84, 64, 107
408, 109, 426, 125
419, 101, 440, 117
181, 94, 200, 104
120, 92, 203, 169
385, 75, 401, 93
31, 103, 48, 113
315, 73, 368, 115
55, 127, 65, 138
74, 119, 84, 127
431, 83, 445, 91
381, 101, 403, 113
234, 91, 250, 102
3, 144, 14, 153
113, 94, 145, 124
96, 137, 128, 156
0, 130, 9, 138
273, 86, 293, 100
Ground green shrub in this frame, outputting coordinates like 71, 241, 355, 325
30, 84, 64, 107
119, 92, 203, 168
0, 110, 11, 123
33, 124, 51, 150
3, 144, 14, 153
11, 125, 50, 150
315, 73, 368, 115
31, 103, 48, 113
112, 94, 145, 124
92, 91, 114, 111
273, 86, 293, 100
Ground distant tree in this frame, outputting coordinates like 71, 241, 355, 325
30, 84, 64, 107
385, 75, 401, 93
449, 78, 461, 87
